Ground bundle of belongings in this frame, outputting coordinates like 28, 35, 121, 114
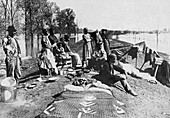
64, 77, 114, 95
72, 77, 93, 87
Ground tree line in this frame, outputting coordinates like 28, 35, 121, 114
0, 0, 77, 57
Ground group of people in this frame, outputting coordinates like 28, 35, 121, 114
2, 25, 138, 97
82, 28, 110, 67
2, 25, 82, 83
39, 27, 82, 75
82, 27, 138, 96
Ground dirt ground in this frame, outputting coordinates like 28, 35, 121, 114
0, 55, 170, 118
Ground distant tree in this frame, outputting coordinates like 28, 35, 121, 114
35, 1, 60, 53
0, 0, 20, 35
56, 8, 77, 35
0, 7, 5, 35
0, 0, 24, 47
17, 0, 60, 57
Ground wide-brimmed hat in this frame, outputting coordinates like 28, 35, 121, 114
6, 26, 17, 32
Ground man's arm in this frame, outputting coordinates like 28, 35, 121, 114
2, 38, 9, 49
113, 64, 125, 74
2, 37, 13, 54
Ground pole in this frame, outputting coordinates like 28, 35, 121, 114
156, 31, 158, 51
135, 53, 138, 68
76, 19, 78, 42
10, 0, 13, 25
135, 32, 136, 44
5, 0, 8, 36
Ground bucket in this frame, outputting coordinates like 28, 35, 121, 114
0, 77, 17, 102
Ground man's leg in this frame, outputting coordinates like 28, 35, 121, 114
111, 73, 138, 96
120, 79, 138, 96
14, 57, 21, 84
86, 59, 94, 70
5, 57, 9, 76
6, 57, 15, 78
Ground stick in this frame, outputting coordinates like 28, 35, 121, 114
135, 53, 138, 68
140, 62, 145, 70
154, 65, 159, 77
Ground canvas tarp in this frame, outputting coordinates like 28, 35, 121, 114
156, 59, 170, 86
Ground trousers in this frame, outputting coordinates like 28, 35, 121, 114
92, 73, 132, 92
5, 56, 21, 82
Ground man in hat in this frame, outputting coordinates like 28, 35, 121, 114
92, 53, 138, 96
2, 25, 21, 84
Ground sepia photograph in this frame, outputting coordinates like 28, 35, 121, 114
0, 0, 170, 118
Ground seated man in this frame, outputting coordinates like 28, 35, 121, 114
55, 43, 68, 66
87, 42, 107, 71
57, 36, 82, 69
92, 54, 138, 96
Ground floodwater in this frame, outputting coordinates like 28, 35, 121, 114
118, 33, 170, 55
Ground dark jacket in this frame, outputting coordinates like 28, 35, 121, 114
100, 61, 125, 78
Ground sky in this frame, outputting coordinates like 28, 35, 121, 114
49, 0, 170, 31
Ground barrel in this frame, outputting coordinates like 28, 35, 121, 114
0, 77, 17, 102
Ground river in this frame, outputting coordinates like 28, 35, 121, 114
118, 33, 170, 55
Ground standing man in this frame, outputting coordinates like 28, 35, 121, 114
100, 29, 110, 57
2, 26, 21, 84
92, 53, 138, 96
82, 27, 92, 68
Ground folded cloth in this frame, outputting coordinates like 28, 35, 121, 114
64, 84, 84, 91
64, 84, 113, 96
